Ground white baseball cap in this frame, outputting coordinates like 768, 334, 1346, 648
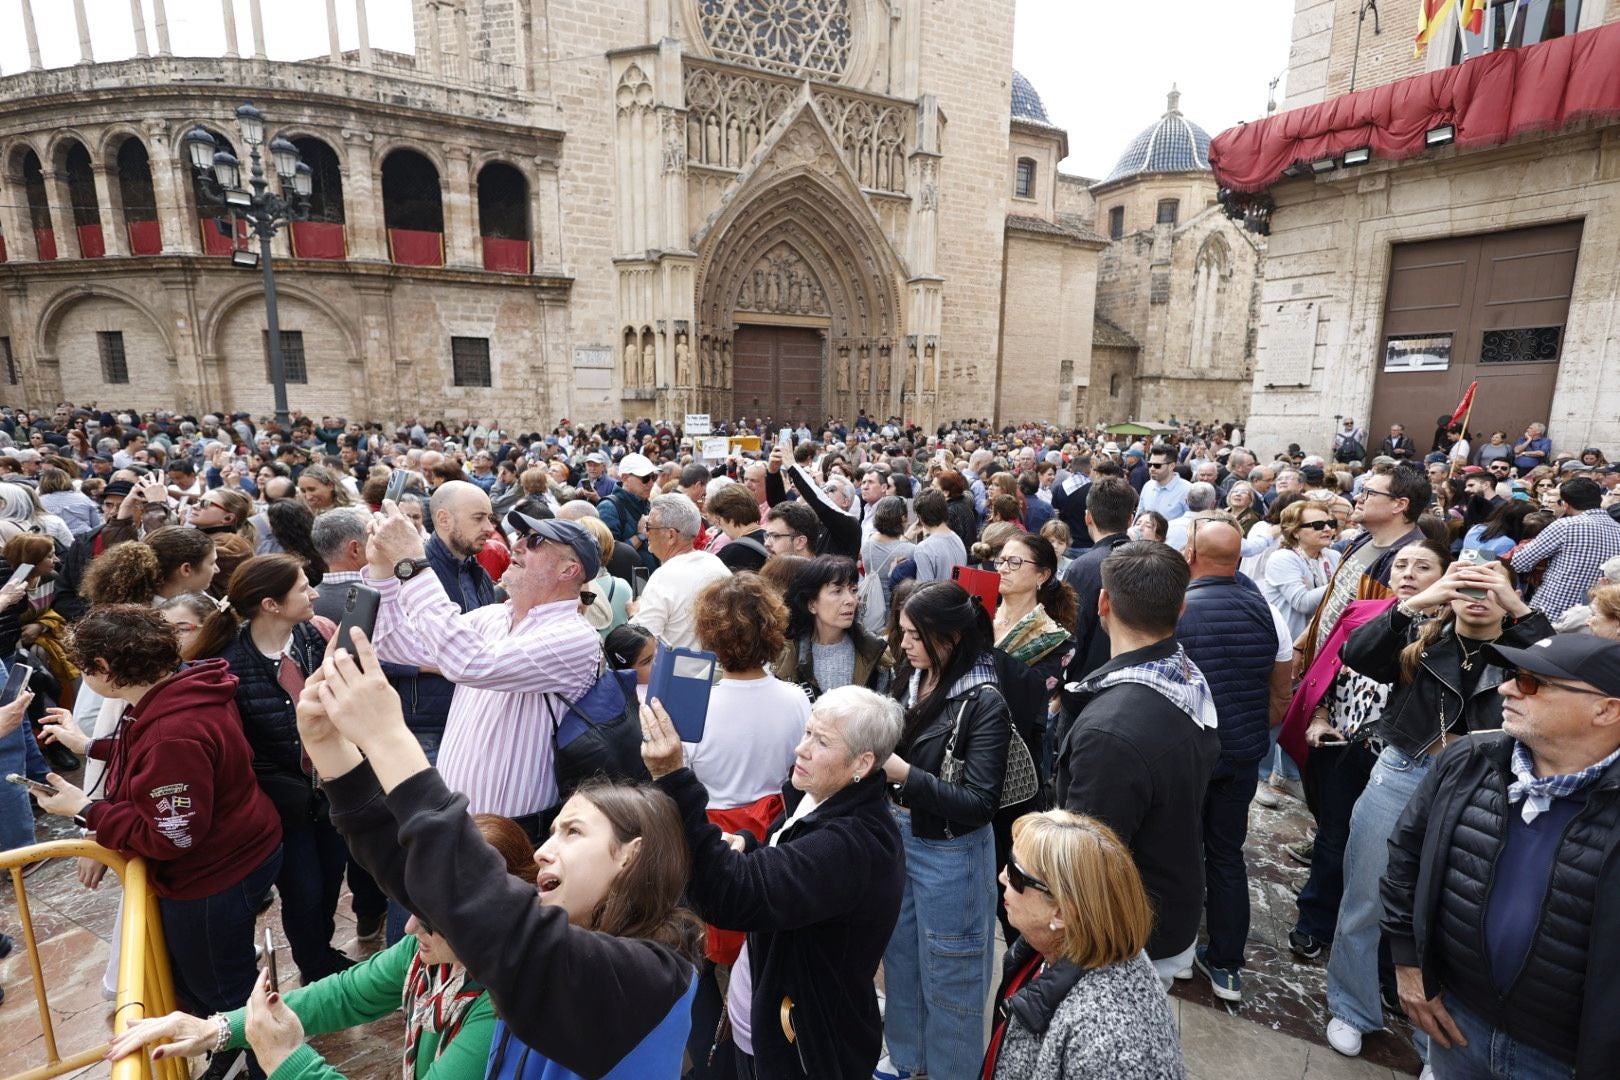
618, 452, 657, 479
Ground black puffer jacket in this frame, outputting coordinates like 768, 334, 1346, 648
1382, 732, 1620, 1076
218, 620, 327, 779
1340, 608, 1553, 758
890, 660, 1011, 839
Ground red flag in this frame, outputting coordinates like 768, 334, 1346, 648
1449, 380, 1478, 428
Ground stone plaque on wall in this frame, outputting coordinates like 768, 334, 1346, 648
1258, 303, 1317, 387
573, 346, 614, 369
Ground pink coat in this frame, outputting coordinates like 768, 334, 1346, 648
1278, 598, 1395, 774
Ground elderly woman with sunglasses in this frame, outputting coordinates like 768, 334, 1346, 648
1262, 501, 1343, 643
982, 810, 1185, 1080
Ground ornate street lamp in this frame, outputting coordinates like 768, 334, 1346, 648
184, 104, 311, 429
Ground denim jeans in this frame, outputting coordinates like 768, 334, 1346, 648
883, 806, 996, 1080
1259, 725, 1301, 782
1204, 757, 1261, 970
0, 725, 41, 851
1294, 742, 1376, 942
1328, 745, 1433, 1037
276, 815, 354, 983
1430, 995, 1575, 1079
159, 847, 282, 1015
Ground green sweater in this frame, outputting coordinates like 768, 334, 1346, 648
224, 936, 495, 1080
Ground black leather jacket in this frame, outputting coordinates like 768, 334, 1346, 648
1339, 607, 1553, 759
890, 666, 1011, 840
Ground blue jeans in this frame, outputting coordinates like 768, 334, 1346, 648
1294, 742, 1376, 942
1204, 757, 1261, 970
1259, 726, 1301, 782
275, 816, 353, 983
1430, 995, 1575, 1079
0, 725, 42, 851
883, 807, 996, 1080
159, 848, 282, 1015
1328, 745, 1433, 1041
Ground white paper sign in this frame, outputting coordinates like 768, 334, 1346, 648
684, 413, 711, 435
701, 437, 729, 461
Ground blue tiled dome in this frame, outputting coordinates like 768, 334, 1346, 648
1102, 86, 1211, 184
1011, 70, 1052, 125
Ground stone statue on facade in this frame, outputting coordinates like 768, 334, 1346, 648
624, 340, 640, 385
643, 342, 657, 386
676, 334, 691, 386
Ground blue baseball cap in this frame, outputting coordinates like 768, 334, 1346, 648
505, 512, 600, 579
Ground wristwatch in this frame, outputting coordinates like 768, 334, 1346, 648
393, 557, 431, 582
72, 803, 97, 830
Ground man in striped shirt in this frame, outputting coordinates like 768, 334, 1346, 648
362, 503, 602, 839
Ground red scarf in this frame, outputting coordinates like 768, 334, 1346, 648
981, 951, 1044, 1080
402, 952, 485, 1079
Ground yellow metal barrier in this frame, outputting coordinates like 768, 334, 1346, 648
1, 839, 185, 1080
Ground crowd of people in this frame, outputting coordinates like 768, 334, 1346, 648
0, 401, 1617, 1080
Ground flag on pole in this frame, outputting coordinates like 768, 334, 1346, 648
1449, 380, 1478, 429
1416, 0, 1484, 54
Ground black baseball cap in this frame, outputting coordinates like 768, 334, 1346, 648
103, 479, 135, 500
1488, 636, 1620, 699
505, 511, 600, 579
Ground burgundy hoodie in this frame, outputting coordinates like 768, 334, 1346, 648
84, 658, 283, 900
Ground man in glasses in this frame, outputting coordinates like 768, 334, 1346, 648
1139, 446, 1191, 522
628, 493, 729, 652
1383, 634, 1620, 1079
360, 505, 603, 842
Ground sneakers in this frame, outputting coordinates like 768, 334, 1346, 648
1284, 838, 1315, 865
356, 912, 385, 942
1272, 776, 1306, 802
1287, 927, 1325, 961
1194, 945, 1242, 1002
1326, 1016, 1364, 1057
872, 1053, 914, 1080
1419, 1065, 1435, 1080
1253, 784, 1282, 808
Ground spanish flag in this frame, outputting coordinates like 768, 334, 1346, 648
1416, 0, 1485, 55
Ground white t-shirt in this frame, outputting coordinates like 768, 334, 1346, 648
683, 675, 810, 809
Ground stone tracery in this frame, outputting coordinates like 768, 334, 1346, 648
696, 0, 854, 80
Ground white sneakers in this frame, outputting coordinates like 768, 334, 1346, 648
1254, 784, 1282, 808
1326, 1016, 1364, 1057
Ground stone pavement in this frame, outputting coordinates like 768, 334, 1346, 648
3, 784, 1421, 1079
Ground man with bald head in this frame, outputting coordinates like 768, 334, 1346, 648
1175, 517, 1295, 1001
426, 479, 497, 610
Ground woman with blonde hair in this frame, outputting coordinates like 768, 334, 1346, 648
188, 487, 257, 542
578, 515, 631, 638
983, 810, 1185, 1079
1262, 500, 1342, 642
1589, 581, 1620, 639
296, 465, 352, 513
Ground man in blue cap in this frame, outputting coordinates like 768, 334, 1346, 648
1383, 633, 1620, 1079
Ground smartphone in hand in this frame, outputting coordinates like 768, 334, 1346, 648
263, 928, 279, 993
5, 563, 35, 588
0, 662, 31, 707
333, 584, 382, 669
5, 773, 56, 797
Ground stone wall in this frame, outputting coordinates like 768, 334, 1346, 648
998, 229, 1099, 426
1244, 126, 1620, 459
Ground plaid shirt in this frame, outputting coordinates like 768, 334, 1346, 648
1510, 508, 1620, 619
1508, 740, 1620, 823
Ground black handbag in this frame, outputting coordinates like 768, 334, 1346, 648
553, 662, 651, 797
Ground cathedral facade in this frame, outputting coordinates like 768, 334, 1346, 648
0, 0, 1032, 428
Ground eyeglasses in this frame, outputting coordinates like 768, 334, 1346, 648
1006, 858, 1053, 896
1299, 520, 1335, 532
763, 530, 797, 544
993, 555, 1029, 570
1357, 487, 1398, 501
1509, 670, 1613, 698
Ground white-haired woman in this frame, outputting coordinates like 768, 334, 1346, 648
641, 684, 907, 1080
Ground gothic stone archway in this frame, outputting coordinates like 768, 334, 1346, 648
695, 168, 905, 424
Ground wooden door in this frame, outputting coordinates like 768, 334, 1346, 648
732, 325, 824, 424
1371, 221, 1581, 452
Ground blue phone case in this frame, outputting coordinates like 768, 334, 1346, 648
648, 643, 717, 743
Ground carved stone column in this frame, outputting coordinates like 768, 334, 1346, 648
0, 168, 37, 260
443, 147, 478, 268
339, 130, 382, 260
151, 0, 172, 56
355, 0, 372, 67
90, 165, 130, 257
40, 170, 75, 259
326, 0, 342, 61
72, 0, 94, 63
20, 0, 43, 70
129, 0, 149, 56
533, 158, 561, 267
248, 0, 266, 59
146, 123, 198, 255
221, 0, 240, 57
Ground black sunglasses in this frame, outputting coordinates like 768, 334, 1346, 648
1006, 858, 1053, 896
1510, 670, 1611, 698
1299, 521, 1336, 532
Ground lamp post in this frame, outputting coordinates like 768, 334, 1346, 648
184, 104, 312, 430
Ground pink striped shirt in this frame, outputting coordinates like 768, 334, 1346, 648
363, 570, 601, 817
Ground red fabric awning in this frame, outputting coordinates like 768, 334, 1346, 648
481, 236, 531, 273
290, 221, 347, 260
0, 236, 8, 263
389, 228, 443, 267
201, 217, 249, 256
77, 224, 105, 259
34, 229, 56, 261
1210, 21, 1620, 193
127, 220, 163, 255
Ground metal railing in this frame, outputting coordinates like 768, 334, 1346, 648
2, 840, 182, 1080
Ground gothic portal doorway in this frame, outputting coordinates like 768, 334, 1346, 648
733, 325, 824, 424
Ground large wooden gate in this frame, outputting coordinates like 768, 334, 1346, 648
732, 324, 824, 424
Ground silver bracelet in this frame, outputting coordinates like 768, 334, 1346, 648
213, 1014, 231, 1054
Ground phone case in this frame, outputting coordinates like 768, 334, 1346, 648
648, 644, 717, 743
334, 584, 382, 667
951, 565, 1002, 618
